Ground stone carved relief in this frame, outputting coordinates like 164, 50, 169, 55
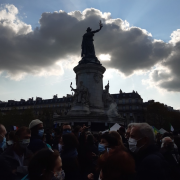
102, 81, 121, 118
70, 81, 89, 106
102, 81, 114, 107
93, 73, 102, 83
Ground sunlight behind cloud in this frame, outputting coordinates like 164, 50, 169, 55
99, 54, 111, 61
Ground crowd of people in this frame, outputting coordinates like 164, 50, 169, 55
0, 120, 180, 180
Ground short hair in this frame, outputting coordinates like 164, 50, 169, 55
63, 123, 70, 126
98, 147, 135, 180
73, 125, 81, 133
101, 133, 119, 148
162, 137, 172, 143
15, 126, 31, 137
127, 123, 138, 129
28, 149, 60, 180
132, 123, 155, 144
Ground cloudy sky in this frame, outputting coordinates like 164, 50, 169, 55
0, 0, 180, 109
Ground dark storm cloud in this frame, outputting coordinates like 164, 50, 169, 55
0, 4, 180, 91
150, 42, 180, 92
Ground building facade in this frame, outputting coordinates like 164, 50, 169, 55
0, 89, 145, 126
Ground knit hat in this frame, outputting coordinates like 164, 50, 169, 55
29, 119, 43, 129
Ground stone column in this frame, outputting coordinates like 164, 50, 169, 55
73, 63, 106, 115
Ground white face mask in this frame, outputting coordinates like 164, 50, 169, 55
128, 137, 143, 153
7, 140, 14, 145
19, 139, 30, 149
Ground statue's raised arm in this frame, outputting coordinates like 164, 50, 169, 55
80, 21, 103, 63
91, 20, 103, 33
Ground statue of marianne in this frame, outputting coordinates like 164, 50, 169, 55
81, 21, 103, 58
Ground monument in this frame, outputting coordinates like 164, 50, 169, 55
54, 21, 125, 130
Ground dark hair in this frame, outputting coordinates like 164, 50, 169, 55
101, 133, 118, 148
162, 132, 171, 138
119, 126, 125, 133
28, 149, 60, 180
98, 147, 135, 180
62, 133, 78, 150
14, 126, 30, 141
8, 131, 16, 140
63, 123, 70, 126
73, 125, 81, 133
87, 134, 94, 145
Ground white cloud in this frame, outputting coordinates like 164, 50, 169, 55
169, 29, 180, 45
0, 4, 180, 93
99, 54, 111, 61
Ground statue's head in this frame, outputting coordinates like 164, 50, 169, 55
86, 27, 92, 32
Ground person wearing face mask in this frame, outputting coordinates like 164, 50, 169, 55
28, 119, 48, 153
0, 126, 32, 180
88, 147, 135, 180
160, 137, 180, 180
128, 123, 171, 180
28, 149, 65, 180
0, 124, 7, 154
98, 133, 120, 155
62, 123, 72, 135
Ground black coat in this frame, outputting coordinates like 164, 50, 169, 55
61, 149, 80, 180
0, 146, 33, 180
28, 135, 47, 153
160, 147, 180, 180
134, 145, 171, 180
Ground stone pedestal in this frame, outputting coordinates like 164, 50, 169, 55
67, 104, 90, 116
71, 63, 106, 115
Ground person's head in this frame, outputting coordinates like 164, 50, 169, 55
87, 134, 94, 146
162, 132, 171, 139
126, 123, 137, 139
0, 124, 7, 149
29, 119, 44, 138
129, 123, 155, 153
109, 131, 125, 149
98, 147, 135, 180
118, 126, 126, 136
86, 27, 92, 32
62, 123, 71, 135
14, 126, 31, 150
93, 133, 100, 143
62, 133, 78, 151
73, 125, 82, 137
28, 149, 63, 180
98, 133, 119, 153
156, 133, 161, 140
161, 137, 174, 151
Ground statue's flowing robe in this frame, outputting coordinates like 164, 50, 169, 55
81, 32, 96, 57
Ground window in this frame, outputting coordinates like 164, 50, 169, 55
130, 113, 132, 116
